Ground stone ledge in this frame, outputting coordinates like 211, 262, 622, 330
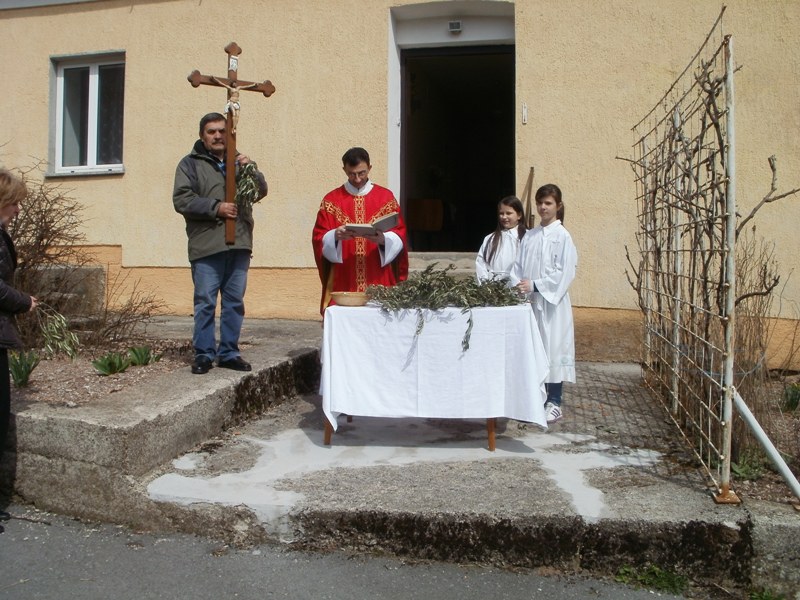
13, 349, 319, 477
293, 509, 754, 589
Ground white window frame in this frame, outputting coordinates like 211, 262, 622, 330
53, 54, 125, 175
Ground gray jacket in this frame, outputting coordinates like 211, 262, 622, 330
173, 140, 267, 261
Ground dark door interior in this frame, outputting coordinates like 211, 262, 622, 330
401, 46, 515, 252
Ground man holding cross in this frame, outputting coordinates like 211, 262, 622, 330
173, 112, 267, 374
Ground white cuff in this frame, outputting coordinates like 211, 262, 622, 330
380, 231, 403, 266
322, 229, 343, 263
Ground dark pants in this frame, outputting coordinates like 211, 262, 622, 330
0, 349, 9, 454
545, 382, 563, 407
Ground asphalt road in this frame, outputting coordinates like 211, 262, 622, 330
0, 505, 685, 600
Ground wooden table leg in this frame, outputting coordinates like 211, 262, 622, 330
487, 418, 496, 452
324, 419, 333, 445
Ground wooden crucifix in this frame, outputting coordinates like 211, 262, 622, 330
188, 42, 276, 244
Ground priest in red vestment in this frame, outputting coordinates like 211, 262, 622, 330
312, 147, 409, 314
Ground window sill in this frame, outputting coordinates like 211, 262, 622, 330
46, 166, 125, 178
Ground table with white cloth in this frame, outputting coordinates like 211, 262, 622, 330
321, 304, 549, 449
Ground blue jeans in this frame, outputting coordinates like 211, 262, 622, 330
545, 382, 563, 407
191, 249, 250, 362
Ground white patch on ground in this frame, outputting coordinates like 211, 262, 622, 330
172, 453, 206, 471
147, 419, 661, 538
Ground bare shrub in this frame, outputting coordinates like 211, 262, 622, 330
82, 270, 166, 346
7, 165, 165, 348
7, 165, 91, 347
732, 228, 777, 462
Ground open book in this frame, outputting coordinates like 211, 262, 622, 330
345, 212, 399, 236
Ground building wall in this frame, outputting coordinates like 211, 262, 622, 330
1, 0, 799, 360
514, 0, 800, 311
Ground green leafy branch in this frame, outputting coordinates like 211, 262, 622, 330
367, 264, 526, 351
235, 162, 263, 209
37, 303, 80, 359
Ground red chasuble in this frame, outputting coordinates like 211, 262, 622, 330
312, 184, 409, 314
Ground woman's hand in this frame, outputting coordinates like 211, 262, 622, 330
29, 295, 38, 311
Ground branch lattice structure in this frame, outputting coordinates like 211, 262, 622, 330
627, 12, 740, 501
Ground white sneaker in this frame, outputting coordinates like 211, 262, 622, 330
544, 402, 563, 424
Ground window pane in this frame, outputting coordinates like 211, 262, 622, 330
62, 66, 89, 167
97, 63, 125, 165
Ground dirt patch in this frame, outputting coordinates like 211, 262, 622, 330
11, 339, 193, 407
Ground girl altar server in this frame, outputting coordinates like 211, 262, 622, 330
475, 196, 526, 283
511, 184, 576, 424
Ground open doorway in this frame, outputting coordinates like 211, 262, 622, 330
401, 45, 515, 253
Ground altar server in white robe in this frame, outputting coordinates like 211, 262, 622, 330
475, 196, 526, 283
511, 184, 577, 424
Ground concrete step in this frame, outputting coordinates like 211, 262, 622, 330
408, 251, 475, 271
5, 318, 800, 597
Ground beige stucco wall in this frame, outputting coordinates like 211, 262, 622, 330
1, 0, 799, 340
515, 0, 800, 312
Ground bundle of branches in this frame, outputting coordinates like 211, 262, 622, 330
367, 264, 526, 351
234, 162, 263, 209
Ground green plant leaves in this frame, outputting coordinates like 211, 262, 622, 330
615, 564, 688, 594
128, 345, 162, 366
367, 263, 526, 351
9, 350, 41, 387
39, 305, 80, 359
91, 346, 162, 376
783, 383, 800, 412
91, 351, 131, 376
235, 162, 262, 209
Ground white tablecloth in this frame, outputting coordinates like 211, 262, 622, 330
321, 304, 549, 431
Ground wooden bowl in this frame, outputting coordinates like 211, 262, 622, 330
331, 291, 370, 307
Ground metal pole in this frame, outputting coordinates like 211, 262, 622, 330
671, 108, 684, 415
715, 35, 739, 504
733, 391, 800, 501
640, 138, 653, 373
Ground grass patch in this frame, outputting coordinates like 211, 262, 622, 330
783, 383, 800, 412
731, 448, 766, 481
750, 589, 786, 600
615, 564, 688, 594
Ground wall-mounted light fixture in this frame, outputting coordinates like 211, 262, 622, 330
448, 20, 462, 34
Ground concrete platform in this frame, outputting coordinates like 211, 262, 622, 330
5, 317, 800, 598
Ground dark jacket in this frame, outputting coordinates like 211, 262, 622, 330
0, 227, 32, 349
172, 140, 267, 262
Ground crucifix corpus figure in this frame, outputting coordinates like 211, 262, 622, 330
187, 41, 276, 244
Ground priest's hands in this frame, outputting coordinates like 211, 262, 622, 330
517, 279, 533, 294
362, 230, 385, 245
334, 226, 385, 246
334, 225, 355, 242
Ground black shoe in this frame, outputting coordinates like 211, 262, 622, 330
0, 510, 10, 521
191, 356, 213, 375
217, 356, 252, 372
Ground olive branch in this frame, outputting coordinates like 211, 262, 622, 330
235, 162, 263, 209
367, 264, 526, 351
